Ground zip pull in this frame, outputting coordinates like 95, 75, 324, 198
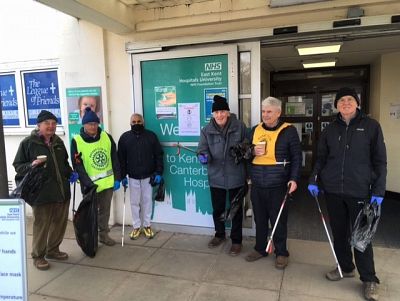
338, 136, 341, 141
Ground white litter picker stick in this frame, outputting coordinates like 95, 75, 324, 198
121, 185, 127, 247
314, 195, 343, 278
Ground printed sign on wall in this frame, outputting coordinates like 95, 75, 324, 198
0, 74, 19, 126
23, 70, 61, 125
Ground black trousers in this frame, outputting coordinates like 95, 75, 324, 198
325, 194, 379, 283
251, 185, 289, 257
210, 186, 243, 244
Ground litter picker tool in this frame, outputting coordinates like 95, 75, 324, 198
265, 183, 291, 254
121, 184, 127, 247
314, 195, 343, 278
174, 142, 198, 155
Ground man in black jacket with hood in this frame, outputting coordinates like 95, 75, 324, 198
308, 87, 387, 301
118, 113, 163, 240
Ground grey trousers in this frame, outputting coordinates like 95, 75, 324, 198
31, 200, 70, 259
97, 188, 114, 234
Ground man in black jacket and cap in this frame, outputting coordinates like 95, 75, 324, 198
308, 87, 387, 301
13, 110, 77, 270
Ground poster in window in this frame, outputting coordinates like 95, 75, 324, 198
0, 74, 19, 126
23, 70, 61, 126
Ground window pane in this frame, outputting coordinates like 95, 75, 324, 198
239, 52, 251, 94
239, 98, 251, 128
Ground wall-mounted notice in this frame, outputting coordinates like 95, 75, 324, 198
0, 199, 27, 301
0, 74, 20, 126
23, 70, 61, 126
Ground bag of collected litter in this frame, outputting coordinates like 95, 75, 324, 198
225, 182, 248, 221
10, 165, 47, 206
229, 139, 254, 165
73, 185, 98, 258
154, 178, 165, 202
350, 201, 381, 252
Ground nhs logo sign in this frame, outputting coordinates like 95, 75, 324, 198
205, 62, 222, 71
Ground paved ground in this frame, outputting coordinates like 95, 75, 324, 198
26, 220, 400, 301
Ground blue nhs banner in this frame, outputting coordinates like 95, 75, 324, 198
0, 74, 19, 126
23, 70, 61, 126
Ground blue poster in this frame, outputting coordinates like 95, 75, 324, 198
204, 87, 227, 121
23, 70, 61, 125
0, 74, 19, 126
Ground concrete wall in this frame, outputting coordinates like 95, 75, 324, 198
379, 52, 400, 192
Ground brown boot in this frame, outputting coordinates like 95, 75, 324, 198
245, 251, 265, 262
275, 256, 289, 269
34, 257, 50, 271
208, 237, 226, 248
229, 244, 242, 256
99, 233, 116, 246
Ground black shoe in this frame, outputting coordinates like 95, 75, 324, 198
208, 237, 226, 248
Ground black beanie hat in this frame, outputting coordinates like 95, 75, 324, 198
212, 95, 230, 112
334, 87, 360, 108
37, 110, 57, 123
82, 107, 100, 124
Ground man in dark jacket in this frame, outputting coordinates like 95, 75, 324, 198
197, 95, 248, 256
71, 107, 121, 246
13, 110, 76, 270
245, 96, 301, 269
308, 87, 386, 301
118, 113, 163, 240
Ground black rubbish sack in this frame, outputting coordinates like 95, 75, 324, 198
229, 139, 254, 165
73, 186, 98, 258
154, 178, 165, 202
10, 165, 47, 206
225, 182, 248, 221
350, 201, 381, 252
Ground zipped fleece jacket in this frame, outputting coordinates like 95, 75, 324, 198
309, 110, 387, 198
197, 114, 247, 189
117, 128, 164, 179
13, 130, 72, 205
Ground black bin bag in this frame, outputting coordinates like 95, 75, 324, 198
10, 165, 47, 206
154, 179, 165, 202
73, 186, 98, 258
350, 201, 381, 252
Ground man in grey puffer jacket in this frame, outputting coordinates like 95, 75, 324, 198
197, 95, 247, 256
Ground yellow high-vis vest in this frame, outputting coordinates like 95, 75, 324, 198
74, 131, 114, 192
252, 122, 291, 165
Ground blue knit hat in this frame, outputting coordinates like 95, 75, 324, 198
82, 107, 100, 124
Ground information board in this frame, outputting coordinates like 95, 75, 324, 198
23, 70, 61, 126
141, 54, 229, 227
0, 74, 20, 126
0, 199, 27, 301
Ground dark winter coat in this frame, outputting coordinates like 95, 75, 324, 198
71, 127, 121, 193
249, 121, 302, 188
309, 110, 387, 198
197, 114, 247, 189
118, 128, 163, 179
13, 130, 72, 205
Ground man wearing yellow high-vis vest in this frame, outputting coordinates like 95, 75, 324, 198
71, 107, 121, 246
245, 97, 301, 270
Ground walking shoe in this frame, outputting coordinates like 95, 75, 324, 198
129, 228, 141, 240
363, 282, 379, 301
99, 233, 116, 246
229, 244, 242, 256
34, 258, 50, 271
143, 226, 155, 239
208, 237, 226, 248
245, 250, 266, 262
46, 251, 69, 260
275, 255, 289, 269
326, 267, 355, 281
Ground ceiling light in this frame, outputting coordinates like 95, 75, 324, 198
302, 59, 337, 69
296, 43, 342, 56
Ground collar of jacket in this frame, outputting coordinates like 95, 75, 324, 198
262, 119, 284, 131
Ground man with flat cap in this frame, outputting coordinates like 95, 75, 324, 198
308, 87, 387, 301
71, 107, 121, 246
197, 95, 248, 256
13, 110, 78, 270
